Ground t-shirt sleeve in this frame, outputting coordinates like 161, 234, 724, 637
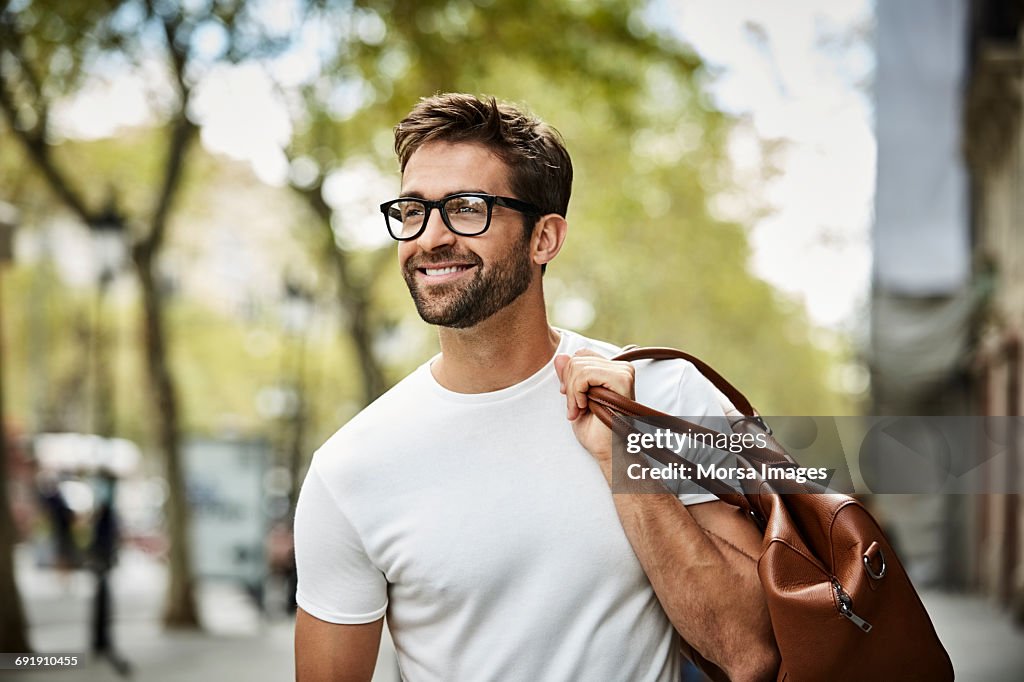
638, 358, 735, 507
294, 461, 388, 624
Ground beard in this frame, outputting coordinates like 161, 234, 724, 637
403, 240, 534, 329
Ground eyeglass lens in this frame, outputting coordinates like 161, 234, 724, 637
387, 195, 490, 239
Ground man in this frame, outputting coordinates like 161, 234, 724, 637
294, 93, 779, 681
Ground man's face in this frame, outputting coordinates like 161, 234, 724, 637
398, 141, 535, 329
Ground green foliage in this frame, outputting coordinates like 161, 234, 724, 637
0, 251, 372, 453
0, 0, 131, 96
304, 0, 852, 415
0, 0, 856, 461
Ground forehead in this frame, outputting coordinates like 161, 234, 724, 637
401, 141, 512, 197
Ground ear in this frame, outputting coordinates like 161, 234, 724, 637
531, 214, 568, 267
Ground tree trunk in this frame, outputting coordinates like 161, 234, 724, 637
341, 280, 389, 405
293, 181, 390, 405
0, 265, 31, 652
0, 455, 30, 653
1, 2, 204, 634
133, 243, 199, 628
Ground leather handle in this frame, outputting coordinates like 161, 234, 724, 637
589, 347, 784, 466
611, 346, 758, 418
587, 392, 752, 509
584, 345, 791, 516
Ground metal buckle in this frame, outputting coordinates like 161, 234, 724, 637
733, 414, 773, 435
863, 549, 887, 580
752, 414, 773, 435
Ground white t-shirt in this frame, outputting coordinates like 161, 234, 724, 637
294, 329, 727, 681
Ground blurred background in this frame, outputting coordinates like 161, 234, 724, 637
0, 0, 1022, 679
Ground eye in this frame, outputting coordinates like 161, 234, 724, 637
397, 202, 425, 221
447, 197, 486, 214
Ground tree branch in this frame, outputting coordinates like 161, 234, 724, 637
143, 10, 197, 251
291, 177, 388, 402
145, 109, 196, 250
295, 179, 362, 297
0, 60, 96, 225
4, 30, 47, 121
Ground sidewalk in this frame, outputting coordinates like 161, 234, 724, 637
922, 590, 1024, 681
10, 545, 399, 682
10, 544, 1024, 680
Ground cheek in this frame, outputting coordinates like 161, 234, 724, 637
397, 243, 416, 269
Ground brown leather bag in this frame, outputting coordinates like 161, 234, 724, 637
587, 347, 954, 682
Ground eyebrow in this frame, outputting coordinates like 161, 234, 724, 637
398, 188, 491, 200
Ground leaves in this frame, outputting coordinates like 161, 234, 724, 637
1, 0, 854, 444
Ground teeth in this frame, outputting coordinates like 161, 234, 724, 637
424, 266, 467, 276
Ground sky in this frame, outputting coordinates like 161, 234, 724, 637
50, 0, 875, 334
665, 0, 875, 333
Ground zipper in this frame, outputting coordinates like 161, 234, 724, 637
832, 578, 872, 633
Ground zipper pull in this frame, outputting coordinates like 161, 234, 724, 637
832, 578, 873, 633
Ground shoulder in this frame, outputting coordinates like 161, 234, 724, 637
558, 328, 623, 357
560, 329, 726, 417
626, 349, 729, 420
636, 358, 719, 413
311, 363, 431, 482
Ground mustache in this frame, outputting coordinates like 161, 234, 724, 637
405, 248, 483, 272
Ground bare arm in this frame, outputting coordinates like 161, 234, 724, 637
612, 494, 778, 681
295, 608, 383, 682
554, 350, 779, 682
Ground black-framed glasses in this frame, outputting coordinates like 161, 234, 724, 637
379, 192, 541, 241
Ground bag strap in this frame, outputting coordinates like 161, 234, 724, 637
610, 346, 758, 418
584, 346, 789, 516
592, 347, 781, 464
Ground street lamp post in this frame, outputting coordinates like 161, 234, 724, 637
86, 210, 130, 676
281, 280, 314, 520
88, 211, 127, 439
274, 281, 314, 613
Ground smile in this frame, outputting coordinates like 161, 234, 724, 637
424, 265, 470, 275
417, 263, 477, 280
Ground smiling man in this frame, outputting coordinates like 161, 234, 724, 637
293, 94, 779, 681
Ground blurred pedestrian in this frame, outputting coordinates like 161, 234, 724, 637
37, 471, 77, 586
88, 469, 131, 677
266, 521, 297, 614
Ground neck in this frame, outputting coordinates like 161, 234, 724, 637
431, 286, 560, 393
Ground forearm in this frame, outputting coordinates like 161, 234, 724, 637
552, 352, 777, 678
294, 609, 382, 682
598, 461, 778, 681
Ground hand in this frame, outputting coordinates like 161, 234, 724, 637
553, 349, 636, 462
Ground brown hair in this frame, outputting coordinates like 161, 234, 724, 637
394, 93, 573, 224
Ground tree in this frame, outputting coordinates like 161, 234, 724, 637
270, 0, 714, 405
0, 0, 289, 628
272, 0, 847, 414
0, 200, 29, 652
0, 0, 852, 644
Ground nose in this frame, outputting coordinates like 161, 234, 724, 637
415, 206, 456, 251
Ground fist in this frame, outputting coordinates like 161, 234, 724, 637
553, 349, 636, 461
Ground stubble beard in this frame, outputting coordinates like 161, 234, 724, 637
403, 240, 534, 329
